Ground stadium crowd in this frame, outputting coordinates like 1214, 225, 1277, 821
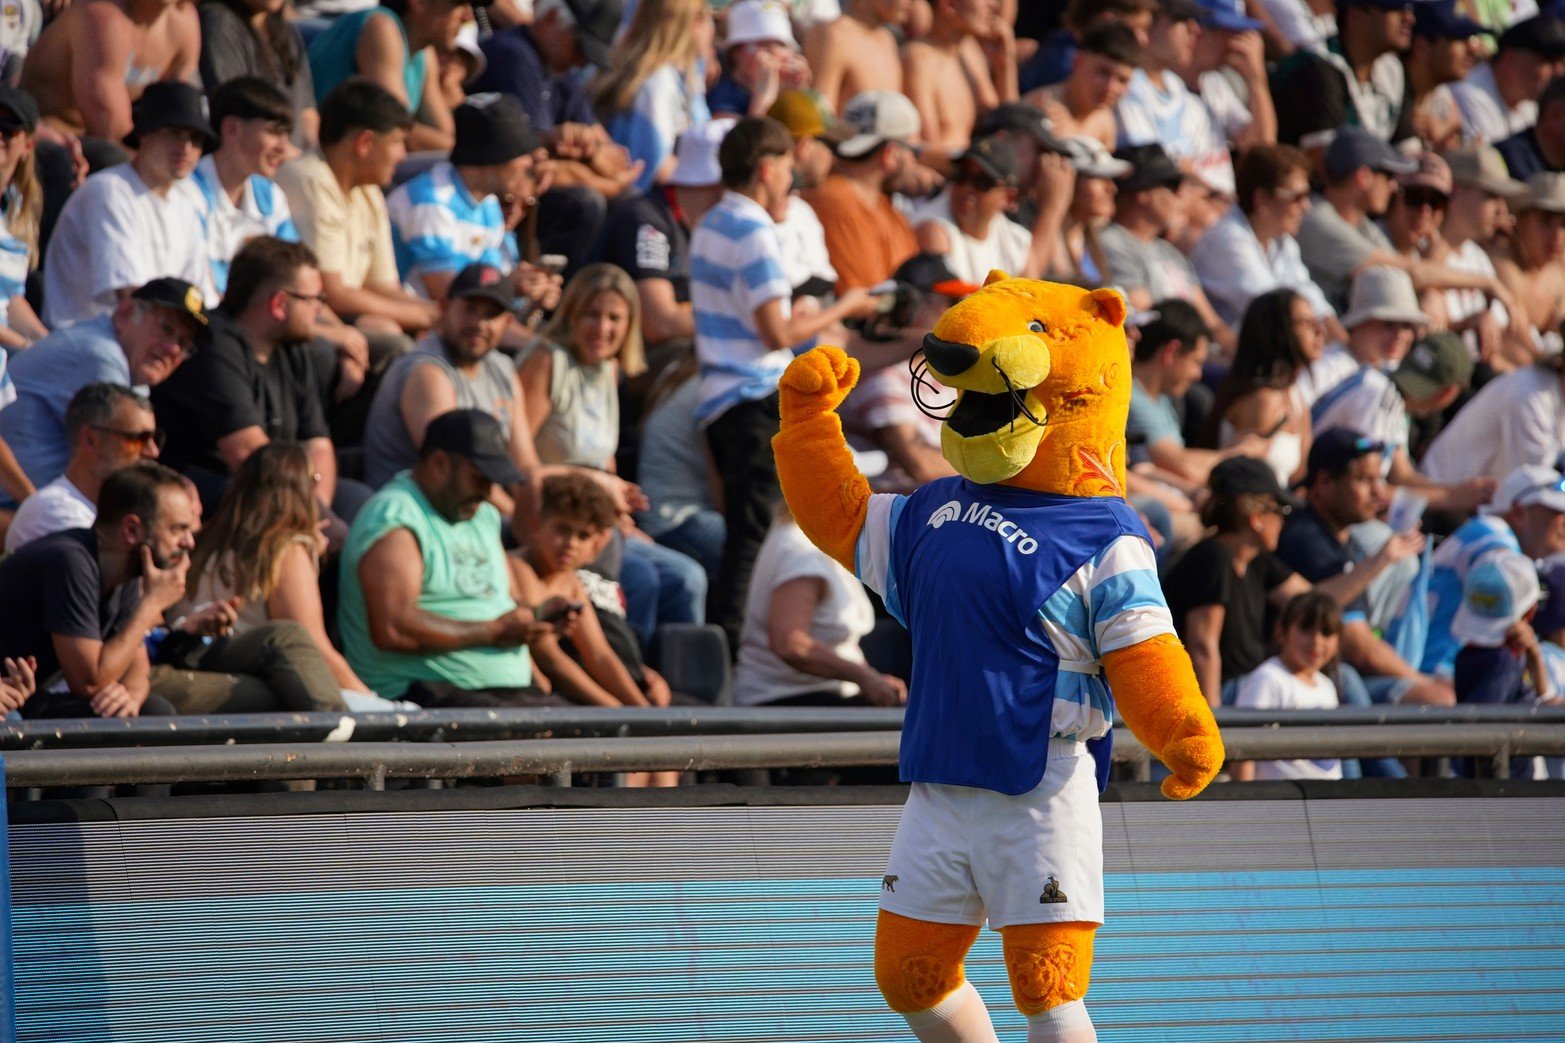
0, 0, 1559, 785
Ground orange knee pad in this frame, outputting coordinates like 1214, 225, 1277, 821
998, 921, 1096, 1016
874, 910, 982, 1013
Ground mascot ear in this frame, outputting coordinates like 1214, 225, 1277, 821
1085, 287, 1128, 329
983, 269, 1011, 286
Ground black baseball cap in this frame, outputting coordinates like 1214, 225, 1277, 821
448, 262, 515, 309
1498, 14, 1565, 59
561, 0, 627, 69
1209, 455, 1301, 508
958, 135, 1021, 186
423, 409, 525, 486
124, 81, 219, 153
894, 252, 981, 299
0, 86, 39, 134
1114, 143, 1184, 193
1413, 0, 1485, 39
972, 103, 1069, 155
131, 277, 208, 327
450, 93, 542, 166
1305, 427, 1386, 483
1324, 125, 1419, 180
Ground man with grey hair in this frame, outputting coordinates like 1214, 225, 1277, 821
6, 383, 163, 551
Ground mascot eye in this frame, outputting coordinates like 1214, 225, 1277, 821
1028, 321, 1046, 334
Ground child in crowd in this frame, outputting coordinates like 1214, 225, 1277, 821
1232, 590, 1344, 782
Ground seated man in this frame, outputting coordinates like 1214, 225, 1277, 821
5, 383, 161, 551
42, 82, 216, 328
902, 0, 1017, 156
1025, 21, 1139, 150
1277, 429, 1454, 706
0, 277, 204, 498
707, 0, 809, 120
338, 408, 561, 706
0, 462, 194, 719
911, 135, 1038, 283
804, 0, 912, 113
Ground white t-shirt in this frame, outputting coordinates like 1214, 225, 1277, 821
42, 164, 213, 327
731, 520, 877, 706
1311, 363, 1409, 462
1294, 342, 1359, 410
773, 194, 838, 292
1234, 656, 1342, 780
1260, 0, 1335, 52
1116, 69, 1238, 195
1443, 239, 1510, 357
1420, 362, 1565, 483
4, 474, 95, 551
911, 190, 1031, 285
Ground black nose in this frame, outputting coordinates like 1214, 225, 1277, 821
922, 333, 980, 376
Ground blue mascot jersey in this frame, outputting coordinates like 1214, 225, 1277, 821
855, 477, 1176, 796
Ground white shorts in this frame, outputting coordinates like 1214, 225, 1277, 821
879, 738, 1105, 931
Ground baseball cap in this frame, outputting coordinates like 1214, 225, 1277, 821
1209, 455, 1302, 507
1159, 0, 1205, 23
1195, 0, 1264, 32
1114, 143, 1184, 193
957, 136, 1021, 187
894, 252, 981, 300
1533, 560, 1565, 636
450, 93, 542, 166
1392, 331, 1472, 401
1451, 550, 1541, 648
667, 118, 736, 187
0, 86, 39, 134
453, 24, 488, 88
131, 277, 208, 327
1519, 171, 1565, 214
1324, 125, 1419, 180
1497, 14, 1565, 59
973, 103, 1069, 154
124, 81, 218, 153
448, 263, 515, 310
1413, 0, 1485, 39
1063, 135, 1133, 179
422, 408, 525, 486
558, 0, 627, 69
1398, 151, 1453, 195
724, 0, 799, 50
1483, 464, 1565, 516
1341, 266, 1431, 329
834, 90, 920, 159
1305, 428, 1386, 483
1446, 145, 1528, 200
768, 89, 847, 144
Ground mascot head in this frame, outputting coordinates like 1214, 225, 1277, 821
919, 270, 1130, 495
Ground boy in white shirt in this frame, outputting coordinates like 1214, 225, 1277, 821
1234, 590, 1344, 781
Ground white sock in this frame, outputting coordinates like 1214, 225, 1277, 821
901, 980, 1000, 1043
1026, 999, 1097, 1043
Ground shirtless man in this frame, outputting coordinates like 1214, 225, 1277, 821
804, 0, 912, 114
22, 0, 199, 143
1492, 174, 1565, 365
902, 0, 1017, 156
1026, 22, 1140, 151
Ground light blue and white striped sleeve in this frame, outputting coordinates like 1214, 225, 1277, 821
854, 493, 905, 605
1082, 534, 1175, 656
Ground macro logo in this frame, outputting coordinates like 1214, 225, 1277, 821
926, 500, 1039, 554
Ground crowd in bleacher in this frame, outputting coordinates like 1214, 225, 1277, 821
0, 0, 1559, 785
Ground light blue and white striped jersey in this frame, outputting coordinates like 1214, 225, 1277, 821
0, 347, 15, 411
190, 155, 298, 296
0, 187, 30, 328
607, 64, 711, 195
690, 191, 795, 426
386, 162, 517, 293
1423, 514, 1521, 677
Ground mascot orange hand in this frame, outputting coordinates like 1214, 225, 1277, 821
1103, 635, 1224, 801
779, 344, 860, 424
773, 345, 870, 573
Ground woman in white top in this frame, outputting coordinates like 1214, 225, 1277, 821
1233, 590, 1343, 781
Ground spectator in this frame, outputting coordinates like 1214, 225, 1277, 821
1451, 552, 1558, 761
969, 102, 1077, 265
21, 0, 199, 144
385, 92, 561, 310
1163, 455, 1311, 706
1049, 135, 1129, 285
0, 278, 204, 496
1382, 150, 1453, 299
732, 499, 904, 707
912, 136, 1037, 283
1203, 288, 1322, 488
804, 0, 912, 113
0, 462, 195, 720
190, 77, 301, 297
691, 115, 878, 647
1489, 171, 1565, 360
1100, 143, 1234, 351
1435, 145, 1524, 369
1534, 560, 1565, 699
1276, 428, 1453, 706
1231, 590, 1344, 781
1405, 0, 1483, 153
307, 0, 481, 152
1257, 0, 1335, 56
708, 1, 810, 120
1269, 0, 1415, 146
1450, 14, 1565, 146
5, 383, 159, 552
802, 90, 922, 292
0, 87, 46, 348
634, 352, 723, 577
1027, 22, 1140, 150
765, 91, 843, 296
338, 408, 560, 706
1019, 0, 1156, 94
199, 0, 320, 148
1188, 0, 1276, 161
181, 442, 373, 702
1423, 464, 1565, 678
42, 82, 216, 328
1191, 143, 1337, 331
1496, 74, 1565, 181
277, 79, 435, 384
1420, 356, 1565, 489
149, 237, 352, 521
902, 0, 1018, 155
590, 0, 715, 193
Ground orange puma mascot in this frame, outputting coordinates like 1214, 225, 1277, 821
772, 273, 1223, 1042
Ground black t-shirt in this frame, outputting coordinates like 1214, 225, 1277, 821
1164, 536, 1295, 680
1276, 505, 1354, 583
0, 529, 142, 700
151, 311, 329, 474
594, 189, 690, 305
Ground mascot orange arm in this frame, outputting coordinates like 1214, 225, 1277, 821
771, 345, 868, 573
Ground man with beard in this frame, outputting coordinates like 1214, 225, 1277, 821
339, 408, 565, 707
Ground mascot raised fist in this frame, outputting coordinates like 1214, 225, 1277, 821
772, 272, 1224, 1042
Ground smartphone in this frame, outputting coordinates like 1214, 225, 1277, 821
540, 600, 584, 624
537, 254, 568, 275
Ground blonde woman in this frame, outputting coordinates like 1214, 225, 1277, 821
591, 0, 715, 193
0, 88, 47, 347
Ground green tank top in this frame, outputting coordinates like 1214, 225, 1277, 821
338, 472, 530, 699
308, 8, 428, 114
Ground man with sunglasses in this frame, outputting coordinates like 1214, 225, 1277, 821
0, 276, 205, 504
911, 135, 1036, 283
